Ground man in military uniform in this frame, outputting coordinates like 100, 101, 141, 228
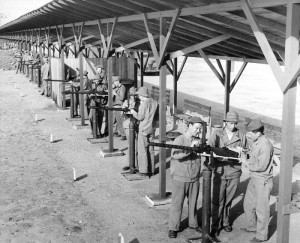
242, 120, 274, 243
89, 74, 108, 138
130, 87, 158, 176
40, 55, 50, 96
168, 116, 203, 238
210, 111, 247, 237
112, 76, 126, 140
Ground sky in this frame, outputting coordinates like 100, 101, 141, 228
0, 0, 52, 26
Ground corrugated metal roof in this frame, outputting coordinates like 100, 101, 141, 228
0, 0, 294, 63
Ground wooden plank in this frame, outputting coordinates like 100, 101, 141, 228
169, 34, 230, 60
143, 14, 159, 63
114, 35, 159, 53
277, 3, 300, 243
177, 56, 188, 80
157, 8, 181, 68
97, 19, 107, 51
230, 62, 248, 92
224, 60, 231, 118
104, 18, 117, 58
198, 49, 224, 86
283, 54, 300, 93
242, 0, 285, 92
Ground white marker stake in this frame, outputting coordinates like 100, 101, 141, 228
20, 92, 23, 97
34, 114, 38, 122
73, 168, 76, 181
50, 133, 53, 143
118, 233, 124, 243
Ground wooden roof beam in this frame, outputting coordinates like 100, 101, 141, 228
169, 34, 230, 60
143, 14, 159, 63
230, 62, 248, 92
198, 49, 225, 86
114, 35, 159, 53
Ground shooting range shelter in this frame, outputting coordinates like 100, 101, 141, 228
1, 1, 300, 242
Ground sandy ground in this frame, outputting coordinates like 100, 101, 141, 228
1, 69, 300, 243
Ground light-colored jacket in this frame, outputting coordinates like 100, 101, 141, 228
41, 62, 50, 80
132, 98, 158, 136
170, 134, 201, 182
209, 128, 247, 179
247, 135, 273, 180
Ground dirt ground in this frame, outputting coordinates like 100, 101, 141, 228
1, 68, 300, 243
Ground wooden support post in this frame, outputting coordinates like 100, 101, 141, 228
159, 17, 167, 199
277, 3, 300, 243
78, 50, 85, 126
140, 52, 144, 87
224, 60, 231, 119
173, 57, 178, 128
107, 57, 114, 153
61, 47, 66, 109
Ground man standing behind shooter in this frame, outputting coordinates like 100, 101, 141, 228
112, 76, 126, 140
89, 74, 108, 138
40, 55, 50, 96
209, 111, 247, 238
130, 87, 158, 177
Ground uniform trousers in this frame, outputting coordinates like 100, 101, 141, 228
243, 177, 273, 241
211, 174, 240, 231
169, 179, 200, 231
137, 132, 154, 174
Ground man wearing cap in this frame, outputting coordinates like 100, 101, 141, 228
210, 111, 247, 237
112, 76, 126, 140
241, 119, 273, 242
122, 87, 140, 171
130, 86, 158, 176
82, 70, 92, 117
168, 116, 203, 238
89, 73, 108, 138
40, 55, 50, 96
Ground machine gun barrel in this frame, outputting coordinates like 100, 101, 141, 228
90, 106, 130, 112
148, 142, 240, 160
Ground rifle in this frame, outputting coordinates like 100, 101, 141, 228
45, 79, 69, 83
90, 105, 130, 112
62, 90, 109, 95
148, 142, 240, 160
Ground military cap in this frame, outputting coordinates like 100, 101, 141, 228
224, 111, 239, 122
246, 119, 264, 132
136, 86, 149, 98
187, 116, 203, 124
96, 64, 104, 69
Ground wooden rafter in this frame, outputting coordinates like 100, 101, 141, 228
230, 62, 248, 92
198, 49, 224, 86
169, 34, 230, 60
97, 19, 107, 51
177, 56, 188, 80
115, 35, 159, 53
143, 14, 159, 62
